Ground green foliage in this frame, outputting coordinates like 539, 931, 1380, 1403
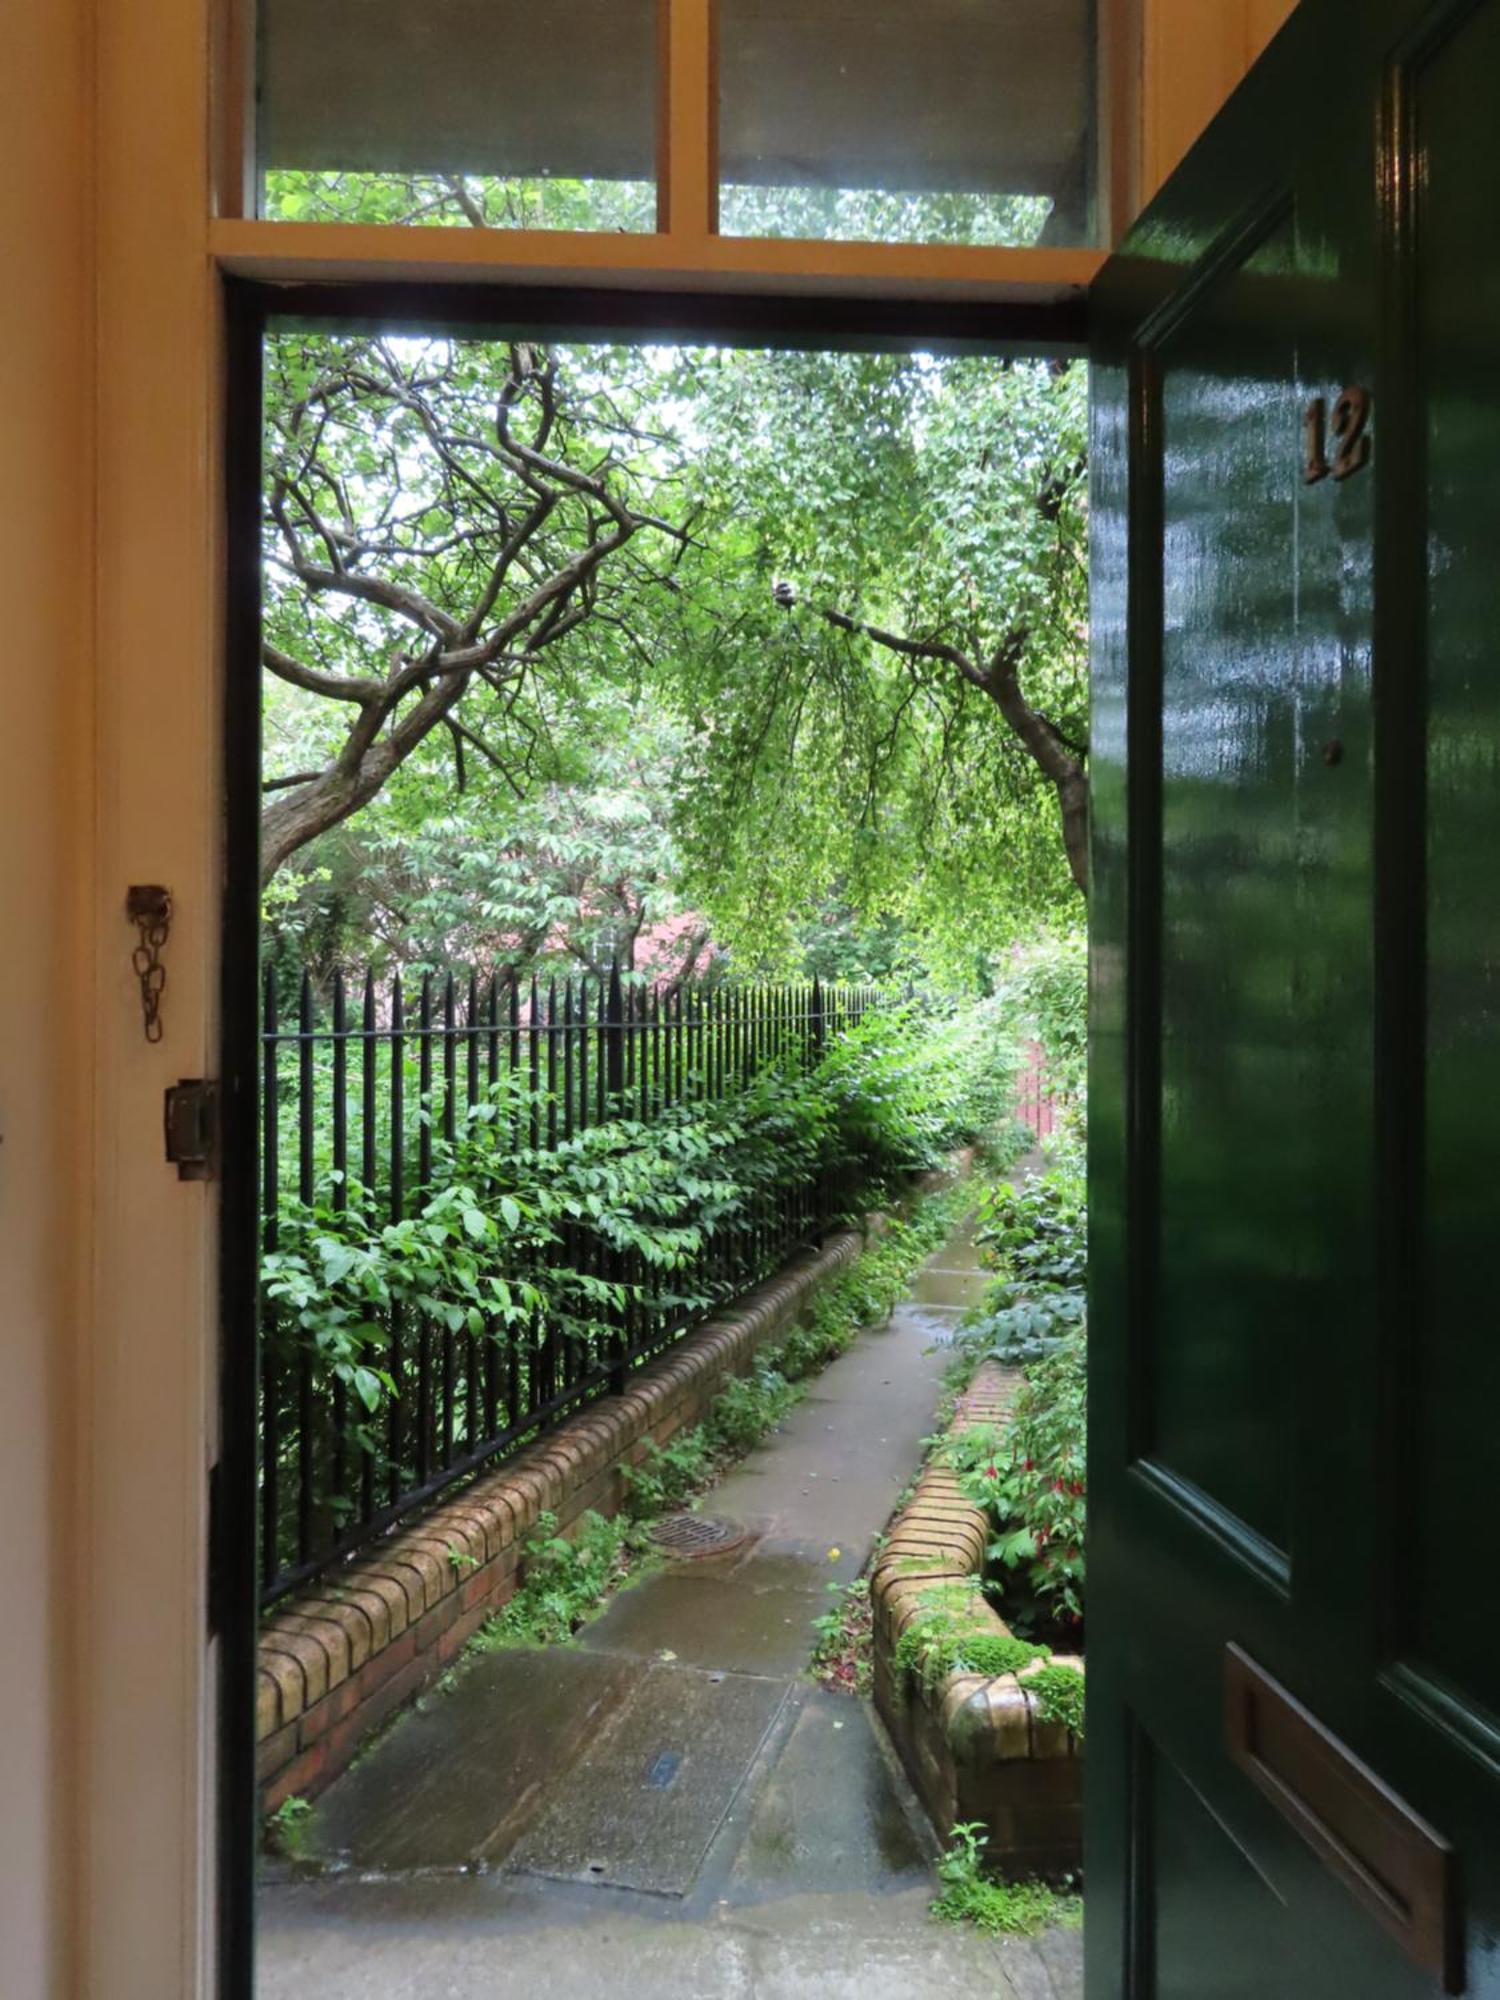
1026, 1663, 1087, 1738
930, 1823, 1081, 1936
656, 349, 1089, 970
262, 704, 706, 989
263, 170, 655, 234
484, 1509, 638, 1648
262, 323, 1088, 967
810, 1577, 874, 1698
706, 1358, 798, 1455
947, 1333, 1087, 1635
718, 183, 1054, 249
950, 1165, 1088, 1368
997, 934, 1088, 1099
621, 1429, 715, 1522
892, 1579, 1050, 1693
263, 1795, 316, 1862
977, 1167, 1087, 1291
463, 1173, 981, 1664
777, 1184, 972, 1382
262, 1001, 1019, 1495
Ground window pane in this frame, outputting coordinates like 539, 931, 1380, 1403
718, 0, 1096, 247
258, 0, 657, 231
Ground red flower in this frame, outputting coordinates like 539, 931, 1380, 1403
985, 1464, 999, 1479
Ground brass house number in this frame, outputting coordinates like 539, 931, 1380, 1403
1304, 385, 1372, 483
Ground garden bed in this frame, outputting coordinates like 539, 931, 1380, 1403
871, 1360, 1085, 1880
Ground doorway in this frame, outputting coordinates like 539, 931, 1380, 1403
221, 289, 1094, 1997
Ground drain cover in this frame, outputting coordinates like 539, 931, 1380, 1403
647, 1512, 748, 1561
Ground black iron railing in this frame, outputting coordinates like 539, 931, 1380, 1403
260, 967, 876, 1602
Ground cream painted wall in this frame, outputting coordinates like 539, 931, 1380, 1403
1140, 0, 1299, 200
0, 3, 93, 1995
0, 6, 1293, 1995
89, 0, 222, 1990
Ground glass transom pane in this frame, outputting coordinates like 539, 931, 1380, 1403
258, 0, 658, 231
718, 0, 1097, 247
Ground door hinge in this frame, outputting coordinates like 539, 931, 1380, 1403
164, 1078, 219, 1181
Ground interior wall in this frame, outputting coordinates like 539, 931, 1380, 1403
0, 1, 93, 1994
1140, 0, 1299, 201
88, 0, 222, 1990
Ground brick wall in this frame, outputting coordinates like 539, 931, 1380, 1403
871, 1362, 1085, 1878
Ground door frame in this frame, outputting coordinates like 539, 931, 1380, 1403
218, 273, 1091, 1999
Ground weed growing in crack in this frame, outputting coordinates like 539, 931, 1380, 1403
931, 1822, 1081, 1936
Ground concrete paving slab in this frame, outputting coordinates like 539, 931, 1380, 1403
908, 1264, 990, 1310
726, 1689, 932, 1897
256, 1876, 1081, 2000
509, 1663, 788, 1895
579, 1553, 830, 1675
302, 1646, 642, 1875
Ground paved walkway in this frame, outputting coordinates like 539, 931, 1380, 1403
257, 1187, 1083, 1999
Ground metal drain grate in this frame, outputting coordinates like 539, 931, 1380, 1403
647, 1512, 748, 1561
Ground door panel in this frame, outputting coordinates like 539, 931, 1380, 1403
1150, 1740, 1294, 2000
1088, 0, 1500, 1992
1154, 203, 1306, 1565
1412, 0, 1500, 1729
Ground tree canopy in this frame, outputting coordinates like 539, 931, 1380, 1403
262, 328, 1088, 987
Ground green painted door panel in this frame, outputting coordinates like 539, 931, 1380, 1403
1413, 0, 1500, 1730
1088, 0, 1500, 1992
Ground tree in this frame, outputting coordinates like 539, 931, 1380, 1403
260, 321, 1088, 973
260, 334, 686, 884
648, 349, 1090, 953
264, 704, 714, 991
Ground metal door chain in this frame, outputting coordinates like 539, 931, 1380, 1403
127, 885, 172, 1043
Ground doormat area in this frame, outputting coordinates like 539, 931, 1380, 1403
509, 1664, 789, 1896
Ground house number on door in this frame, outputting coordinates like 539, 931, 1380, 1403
1304, 386, 1372, 483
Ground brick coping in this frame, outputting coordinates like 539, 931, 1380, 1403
871, 1360, 1085, 1767
256, 1221, 873, 1807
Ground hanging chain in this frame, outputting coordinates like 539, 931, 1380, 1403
126, 885, 172, 1044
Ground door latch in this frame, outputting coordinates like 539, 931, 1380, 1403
164, 1079, 219, 1181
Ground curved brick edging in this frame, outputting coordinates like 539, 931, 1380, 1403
871, 1361, 1085, 1877
257, 1222, 874, 1811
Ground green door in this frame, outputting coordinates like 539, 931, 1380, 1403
1088, 0, 1500, 1991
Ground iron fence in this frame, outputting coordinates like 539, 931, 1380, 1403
260, 966, 877, 1602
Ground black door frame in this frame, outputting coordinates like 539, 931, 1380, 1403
217, 272, 1091, 1998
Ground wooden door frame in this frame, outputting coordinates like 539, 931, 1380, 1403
218, 273, 1092, 1999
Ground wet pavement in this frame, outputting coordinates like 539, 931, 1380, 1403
257, 1179, 1083, 1998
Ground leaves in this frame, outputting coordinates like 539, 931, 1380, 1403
262, 996, 1020, 1455
260, 326, 1088, 978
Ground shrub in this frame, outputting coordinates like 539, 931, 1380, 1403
947, 1165, 1087, 1371
706, 1357, 797, 1453
620, 1429, 714, 1520
996, 934, 1087, 1101
947, 1330, 1087, 1634
486, 1508, 636, 1647
263, 999, 1021, 1452
1027, 1662, 1086, 1736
